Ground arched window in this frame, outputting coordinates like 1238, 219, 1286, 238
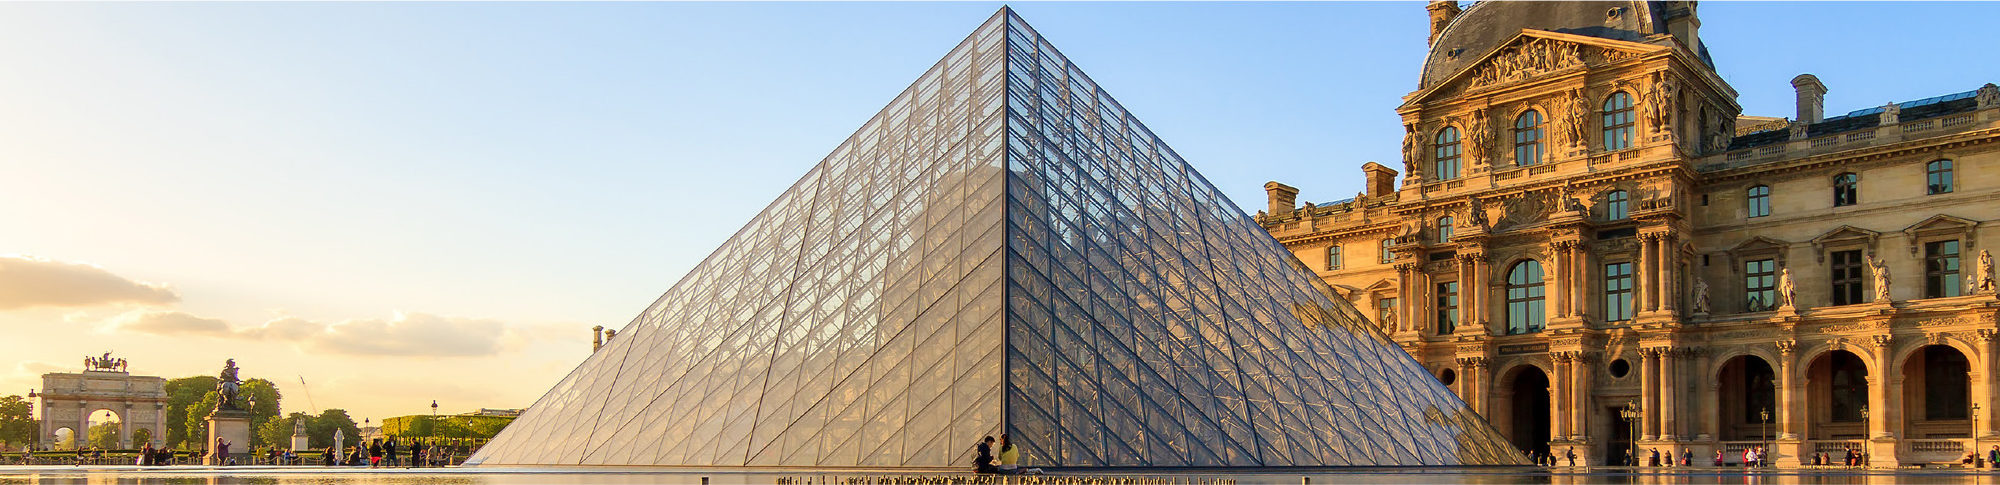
1834, 173, 1859, 207
1605, 190, 1629, 221
1434, 127, 1462, 180
1928, 160, 1954, 195
1602, 92, 1635, 151
1437, 216, 1454, 243
1747, 185, 1771, 218
1506, 261, 1546, 334
1514, 110, 1543, 166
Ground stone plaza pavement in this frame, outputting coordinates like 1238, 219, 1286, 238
5, 466, 2000, 484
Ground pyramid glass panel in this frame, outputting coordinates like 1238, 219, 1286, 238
469, 8, 1520, 468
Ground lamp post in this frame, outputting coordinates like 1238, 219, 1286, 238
26, 389, 39, 451
1621, 400, 1642, 467
1859, 404, 1870, 467
1975, 403, 1985, 468
1760, 407, 1771, 467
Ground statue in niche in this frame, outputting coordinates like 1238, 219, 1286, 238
1643, 75, 1676, 133
1778, 267, 1798, 308
1692, 278, 1711, 314
1401, 123, 1422, 180
1467, 196, 1488, 228
1561, 89, 1590, 149
1869, 255, 1892, 302
1467, 109, 1493, 170
1977, 250, 1995, 294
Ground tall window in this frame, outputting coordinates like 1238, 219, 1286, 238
1436, 281, 1459, 335
1833, 173, 1859, 207
1604, 262, 1634, 322
1928, 160, 1955, 195
1830, 352, 1867, 422
1602, 92, 1635, 151
1926, 240, 1962, 298
1435, 127, 1462, 180
1377, 298, 1398, 327
1514, 110, 1543, 166
1606, 190, 1629, 221
1745, 259, 1777, 311
1924, 347, 1970, 420
1436, 217, 1454, 243
1380, 239, 1395, 264
1830, 250, 1865, 306
1325, 245, 1343, 270
1747, 185, 1771, 218
1506, 261, 1546, 334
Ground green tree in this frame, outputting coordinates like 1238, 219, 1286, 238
182, 391, 219, 450
87, 421, 120, 449
162, 376, 217, 449
0, 395, 35, 449
132, 427, 153, 447
307, 409, 360, 449
257, 412, 308, 451
240, 378, 282, 447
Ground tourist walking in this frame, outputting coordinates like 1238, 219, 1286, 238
1565, 448, 1575, 467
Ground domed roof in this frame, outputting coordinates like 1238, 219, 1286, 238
1419, 1, 1712, 89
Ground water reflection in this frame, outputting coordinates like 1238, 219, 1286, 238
4, 468, 2000, 485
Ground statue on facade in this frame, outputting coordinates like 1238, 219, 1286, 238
1467, 109, 1494, 170
1980, 83, 2000, 109
1880, 102, 1902, 125
1692, 278, 1711, 314
1382, 305, 1399, 332
1869, 255, 1892, 302
1401, 123, 1422, 179
1977, 249, 1995, 294
1778, 267, 1798, 308
1562, 89, 1590, 148
1643, 75, 1676, 133
215, 359, 244, 412
1467, 196, 1488, 228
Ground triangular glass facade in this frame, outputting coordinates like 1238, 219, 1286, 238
469, 9, 1519, 468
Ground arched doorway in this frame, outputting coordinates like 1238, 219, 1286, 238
1496, 365, 1552, 457
52, 427, 75, 450
1806, 350, 1870, 440
1902, 345, 1972, 439
1716, 355, 1778, 441
86, 409, 121, 449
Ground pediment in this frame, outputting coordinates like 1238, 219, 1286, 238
1903, 214, 1978, 237
1730, 236, 1790, 254
1810, 225, 1879, 246
1408, 30, 1664, 105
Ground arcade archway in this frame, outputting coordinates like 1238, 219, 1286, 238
36, 354, 167, 449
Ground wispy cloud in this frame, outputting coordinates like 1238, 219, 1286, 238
111, 310, 519, 358
0, 255, 177, 310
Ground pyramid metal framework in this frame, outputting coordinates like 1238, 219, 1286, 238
469, 9, 1521, 468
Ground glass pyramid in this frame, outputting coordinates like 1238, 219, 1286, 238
469, 8, 1520, 468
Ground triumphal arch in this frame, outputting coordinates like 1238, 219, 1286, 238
37, 353, 168, 449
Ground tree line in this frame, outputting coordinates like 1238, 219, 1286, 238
0, 375, 361, 451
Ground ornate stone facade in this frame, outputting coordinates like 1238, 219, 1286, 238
36, 358, 168, 449
1260, 1, 2000, 468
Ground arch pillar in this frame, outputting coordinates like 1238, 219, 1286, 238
1639, 348, 1658, 440
1661, 348, 1680, 441
1867, 335, 1902, 467
1981, 329, 2000, 439
1776, 340, 1802, 440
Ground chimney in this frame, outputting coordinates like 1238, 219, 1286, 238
1264, 181, 1299, 215
592, 325, 604, 351
1792, 74, 1828, 124
1664, 1, 1702, 51
1361, 162, 1399, 198
1426, 1, 1462, 47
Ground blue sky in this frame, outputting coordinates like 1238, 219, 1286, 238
1, 2, 1993, 422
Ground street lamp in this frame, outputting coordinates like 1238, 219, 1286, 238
1975, 403, 1984, 468
1760, 407, 1771, 467
26, 390, 39, 450
1620, 400, 1642, 467
1859, 404, 1870, 467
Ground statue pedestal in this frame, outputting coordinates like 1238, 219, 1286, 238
291, 434, 310, 452
205, 409, 252, 466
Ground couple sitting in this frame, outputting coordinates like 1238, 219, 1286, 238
973, 435, 1042, 475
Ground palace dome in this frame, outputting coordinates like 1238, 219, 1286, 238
1418, 1, 1712, 89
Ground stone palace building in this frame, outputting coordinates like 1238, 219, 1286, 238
1257, 1, 2000, 467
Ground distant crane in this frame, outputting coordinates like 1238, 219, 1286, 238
298, 376, 320, 415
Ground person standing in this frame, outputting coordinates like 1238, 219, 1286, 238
385, 438, 399, 468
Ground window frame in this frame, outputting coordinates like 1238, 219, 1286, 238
1436, 216, 1454, 243
1747, 185, 1771, 218
1926, 239, 1962, 298
1325, 244, 1343, 271
1606, 190, 1629, 221
1435, 126, 1462, 180
1514, 110, 1543, 166
1833, 172, 1859, 207
1505, 260, 1546, 334
1377, 297, 1398, 328
1604, 261, 1634, 322
1436, 281, 1459, 335
1745, 258, 1777, 312
1602, 92, 1636, 151
1928, 160, 1955, 195
1829, 250, 1865, 306
1380, 239, 1395, 264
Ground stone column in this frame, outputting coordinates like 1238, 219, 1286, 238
1662, 349, 1679, 440
1660, 235, 1678, 314
77, 401, 90, 448
1553, 354, 1572, 439
1641, 349, 1658, 440
1553, 243, 1571, 318
120, 404, 132, 448
1637, 235, 1656, 314
1572, 243, 1589, 318
1573, 353, 1593, 441
154, 403, 166, 447
1396, 263, 1417, 332
1777, 340, 1801, 440
1985, 330, 2000, 438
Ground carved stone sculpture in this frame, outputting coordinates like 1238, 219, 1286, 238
1468, 38, 1583, 89
1562, 89, 1590, 149
1778, 267, 1798, 308
1980, 83, 2000, 109
1467, 109, 1493, 169
1977, 250, 1995, 294
1402, 123, 1422, 180
1643, 75, 1676, 133
1870, 255, 1892, 302
1693, 279, 1711, 314
1880, 102, 1901, 125
1467, 196, 1488, 228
